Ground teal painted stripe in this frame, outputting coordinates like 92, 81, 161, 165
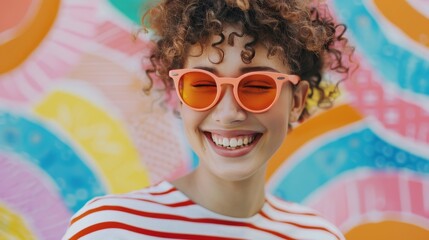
108, 0, 152, 25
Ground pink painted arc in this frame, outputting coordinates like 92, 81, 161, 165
22, 70, 44, 92
307, 171, 429, 229
345, 54, 429, 143
0, 75, 29, 102
95, 21, 154, 56
0, 153, 72, 240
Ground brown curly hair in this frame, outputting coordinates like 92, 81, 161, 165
142, 0, 354, 121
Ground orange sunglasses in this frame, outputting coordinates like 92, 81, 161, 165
169, 68, 300, 113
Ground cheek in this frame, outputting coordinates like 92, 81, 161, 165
266, 113, 289, 138
265, 95, 292, 142
180, 106, 207, 137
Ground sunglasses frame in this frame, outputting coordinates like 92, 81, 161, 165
169, 68, 300, 113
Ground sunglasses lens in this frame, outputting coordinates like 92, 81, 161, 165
238, 74, 277, 111
179, 72, 217, 109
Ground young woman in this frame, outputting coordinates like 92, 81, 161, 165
63, 0, 352, 239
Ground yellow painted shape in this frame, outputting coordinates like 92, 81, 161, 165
266, 104, 363, 182
34, 91, 150, 193
0, 0, 59, 73
346, 220, 429, 240
0, 204, 36, 240
373, 0, 429, 47
306, 82, 340, 112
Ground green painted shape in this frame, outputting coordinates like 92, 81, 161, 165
108, 0, 153, 25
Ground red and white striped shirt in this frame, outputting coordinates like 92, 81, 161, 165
63, 181, 345, 240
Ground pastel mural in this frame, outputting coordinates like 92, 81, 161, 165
0, 0, 428, 239
267, 1, 429, 239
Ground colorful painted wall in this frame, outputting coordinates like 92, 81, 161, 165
0, 0, 428, 239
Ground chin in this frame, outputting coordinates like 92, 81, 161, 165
209, 161, 265, 182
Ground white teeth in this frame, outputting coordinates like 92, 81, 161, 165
222, 138, 229, 146
230, 138, 238, 148
210, 133, 256, 149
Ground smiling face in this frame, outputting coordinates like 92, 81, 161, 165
179, 26, 308, 182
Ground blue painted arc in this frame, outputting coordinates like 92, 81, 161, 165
273, 126, 429, 203
0, 111, 106, 212
332, 0, 429, 97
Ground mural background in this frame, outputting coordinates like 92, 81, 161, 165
0, 0, 428, 239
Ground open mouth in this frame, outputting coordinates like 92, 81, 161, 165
204, 132, 262, 150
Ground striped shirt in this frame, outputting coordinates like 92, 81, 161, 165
63, 181, 345, 240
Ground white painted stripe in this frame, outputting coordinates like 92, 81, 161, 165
399, 172, 412, 212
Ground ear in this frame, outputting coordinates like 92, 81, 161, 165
289, 81, 309, 122
175, 100, 183, 119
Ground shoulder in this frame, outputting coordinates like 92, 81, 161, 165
62, 181, 193, 240
262, 194, 346, 240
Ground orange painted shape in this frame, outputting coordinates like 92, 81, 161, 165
373, 0, 429, 47
0, 0, 59, 73
0, 0, 34, 32
265, 104, 363, 182
346, 220, 429, 240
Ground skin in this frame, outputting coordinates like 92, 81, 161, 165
172, 25, 309, 218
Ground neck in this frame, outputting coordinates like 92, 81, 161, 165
172, 165, 267, 218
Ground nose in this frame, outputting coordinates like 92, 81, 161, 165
211, 86, 247, 124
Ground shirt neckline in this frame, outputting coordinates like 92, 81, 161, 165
161, 180, 268, 222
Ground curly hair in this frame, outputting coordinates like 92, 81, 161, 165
142, 0, 354, 121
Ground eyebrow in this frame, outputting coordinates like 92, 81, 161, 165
192, 66, 280, 75
240, 66, 280, 73
193, 66, 218, 74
